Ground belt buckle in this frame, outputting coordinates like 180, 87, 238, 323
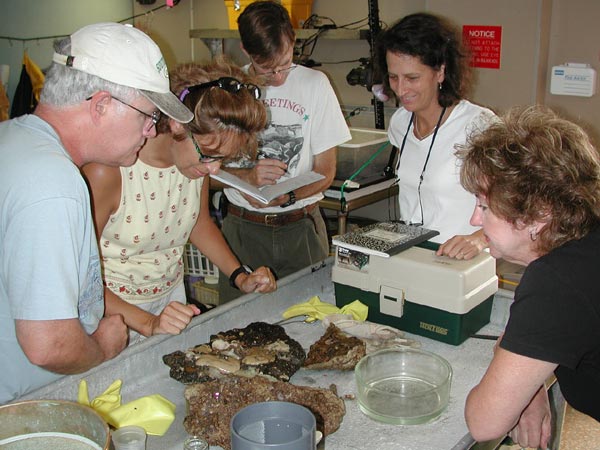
264, 213, 280, 226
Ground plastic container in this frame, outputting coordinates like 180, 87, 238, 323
354, 348, 452, 425
230, 401, 316, 450
333, 245, 498, 345
224, 1, 313, 29
336, 127, 392, 185
111, 426, 147, 450
0, 400, 110, 449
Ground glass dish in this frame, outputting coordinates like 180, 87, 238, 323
354, 348, 452, 425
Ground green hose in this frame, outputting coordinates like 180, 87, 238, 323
339, 140, 391, 209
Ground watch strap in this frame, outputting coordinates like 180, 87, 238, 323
280, 190, 296, 208
229, 264, 252, 289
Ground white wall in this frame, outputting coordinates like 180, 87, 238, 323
545, 0, 600, 144
0, 0, 133, 104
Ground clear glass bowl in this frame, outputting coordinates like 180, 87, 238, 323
354, 348, 452, 425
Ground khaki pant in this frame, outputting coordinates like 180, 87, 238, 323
217, 206, 329, 304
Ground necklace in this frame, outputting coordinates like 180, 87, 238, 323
414, 109, 444, 140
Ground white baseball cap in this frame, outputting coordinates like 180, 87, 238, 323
52, 22, 193, 123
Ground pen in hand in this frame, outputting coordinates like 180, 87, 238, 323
256, 151, 289, 174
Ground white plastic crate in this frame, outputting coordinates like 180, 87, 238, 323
184, 242, 219, 278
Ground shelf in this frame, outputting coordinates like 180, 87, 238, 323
189, 28, 369, 41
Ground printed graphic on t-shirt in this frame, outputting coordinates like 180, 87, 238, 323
258, 122, 304, 172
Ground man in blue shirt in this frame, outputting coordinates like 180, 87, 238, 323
0, 22, 192, 404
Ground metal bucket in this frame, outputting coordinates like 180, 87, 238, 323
0, 399, 110, 449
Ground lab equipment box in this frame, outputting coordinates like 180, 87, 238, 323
332, 245, 498, 345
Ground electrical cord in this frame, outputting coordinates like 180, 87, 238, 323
295, 27, 329, 63
0, 3, 171, 43
294, 15, 383, 66
302, 14, 337, 29
338, 17, 369, 28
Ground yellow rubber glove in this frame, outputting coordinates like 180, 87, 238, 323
282, 296, 368, 322
78, 379, 122, 421
108, 394, 176, 436
340, 300, 369, 321
77, 379, 91, 406
78, 379, 175, 436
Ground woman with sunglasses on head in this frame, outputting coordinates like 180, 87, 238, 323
82, 57, 276, 344
377, 13, 496, 260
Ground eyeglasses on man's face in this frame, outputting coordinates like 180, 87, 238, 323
85, 94, 161, 131
112, 97, 161, 128
189, 132, 227, 164
179, 77, 261, 101
251, 61, 297, 79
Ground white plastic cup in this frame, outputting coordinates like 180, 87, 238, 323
231, 401, 316, 450
111, 425, 147, 450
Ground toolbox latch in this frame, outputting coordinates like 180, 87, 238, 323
380, 285, 404, 318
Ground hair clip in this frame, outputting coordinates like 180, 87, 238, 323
178, 88, 190, 102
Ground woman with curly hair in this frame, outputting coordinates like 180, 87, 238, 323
82, 57, 276, 344
462, 105, 600, 448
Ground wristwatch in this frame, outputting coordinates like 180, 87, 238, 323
280, 191, 296, 208
229, 264, 253, 289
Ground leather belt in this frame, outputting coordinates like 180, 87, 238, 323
227, 203, 318, 227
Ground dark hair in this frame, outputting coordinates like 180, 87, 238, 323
237, 0, 295, 66
376, 12, 470, 107
459, 105, 600, 254
158, 56, 267, 158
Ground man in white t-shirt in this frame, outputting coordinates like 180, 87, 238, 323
215, 1, 351, 302
0, 22, 192, 404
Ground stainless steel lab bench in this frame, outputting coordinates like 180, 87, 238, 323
17, 258, 531, 450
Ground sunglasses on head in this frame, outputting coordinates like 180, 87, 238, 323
179, 77, 261, 102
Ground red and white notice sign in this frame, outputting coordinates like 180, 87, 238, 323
462, 25, 502, 69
